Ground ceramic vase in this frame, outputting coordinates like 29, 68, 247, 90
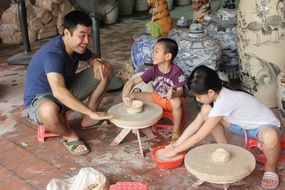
205, 7, 239, 79
131, 35, 158, 73
168, 16, 190, 43
237, 0, 285, 107
175, 22, 222, 78
277, 72, 285, 117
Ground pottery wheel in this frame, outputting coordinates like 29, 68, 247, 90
184, 144, 256, 184
108, 102, 163, 128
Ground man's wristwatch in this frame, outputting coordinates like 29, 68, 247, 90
93, 58, 102, 62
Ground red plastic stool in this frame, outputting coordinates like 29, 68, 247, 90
110, 182, 148, 190
152, 109, 185, 133
37, 113, 69, 143
245, 133, 285, 164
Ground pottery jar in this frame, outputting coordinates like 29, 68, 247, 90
131, 35, 158, 73
168, 16, 190, 43
237, 0, 285, 107
205, 7, 239, 79
276, 72, 285, 117
175, 21, 222, 78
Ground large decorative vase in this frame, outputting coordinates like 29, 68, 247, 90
175, 22, 222, 78
205, 5, 239, 79
131, 35, 158, 73
237, 0, 285, 107
168, 16, 190, 43
277, 72, 285, 117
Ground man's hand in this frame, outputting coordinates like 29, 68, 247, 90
88, 111, 113, 121
92, 59, 107, 81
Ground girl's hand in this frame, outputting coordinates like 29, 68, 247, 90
161, 144, 178, 158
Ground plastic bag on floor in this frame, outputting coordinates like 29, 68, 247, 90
47, 167, 109, 190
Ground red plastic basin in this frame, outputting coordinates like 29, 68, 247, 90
151, 145, 185, 169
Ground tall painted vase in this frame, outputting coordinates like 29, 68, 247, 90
175, 22, 222, 78
237, 0, 285, 107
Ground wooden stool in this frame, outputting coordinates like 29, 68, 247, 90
245, 133, 285, 164
37, 113, 69, 143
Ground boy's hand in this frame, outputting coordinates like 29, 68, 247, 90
166, 88, 173, 99
123, 96, 132, 107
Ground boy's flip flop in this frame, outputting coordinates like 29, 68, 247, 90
62, 139, 89, 155
261, 171, 279, 189
80, 119, 113, 130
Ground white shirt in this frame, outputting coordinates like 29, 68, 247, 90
209, 88, 280, 129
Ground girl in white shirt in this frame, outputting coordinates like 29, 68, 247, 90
162, 65, 281, 189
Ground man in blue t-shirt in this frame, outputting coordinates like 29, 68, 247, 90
24, 11, 113, 155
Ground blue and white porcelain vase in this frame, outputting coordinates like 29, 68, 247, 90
131, 35, 158, 73
168, 16, 190, 43
205, 4, 239, 79
237, 0, 285, 107
175, 21, 222, 78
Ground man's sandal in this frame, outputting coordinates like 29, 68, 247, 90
261, 171, 279, 189
63, 140, 90, 155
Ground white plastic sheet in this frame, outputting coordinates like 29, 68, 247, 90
47, 167, 109, 190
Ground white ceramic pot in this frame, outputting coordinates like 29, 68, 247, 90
237, 0, 285, 107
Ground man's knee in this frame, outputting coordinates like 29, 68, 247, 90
38, 101, 60, 121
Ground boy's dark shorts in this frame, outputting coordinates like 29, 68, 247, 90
27, 67, 99, 124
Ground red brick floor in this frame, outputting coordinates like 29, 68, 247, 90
0, 13, 285, 190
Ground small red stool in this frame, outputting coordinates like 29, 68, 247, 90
37, 113, 69, 143
245, 133, 285, 164
110, 182, 148, 190
152, 109, 185, 133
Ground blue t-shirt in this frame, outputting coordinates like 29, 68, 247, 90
23, 35, 92, 107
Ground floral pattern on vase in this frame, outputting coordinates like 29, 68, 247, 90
237, 0, 285, 107
175, 22, 222, 78
205, 7, 239, 79
131, 35, 157, 73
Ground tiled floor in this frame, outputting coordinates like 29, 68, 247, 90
0, 8, 285, 190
